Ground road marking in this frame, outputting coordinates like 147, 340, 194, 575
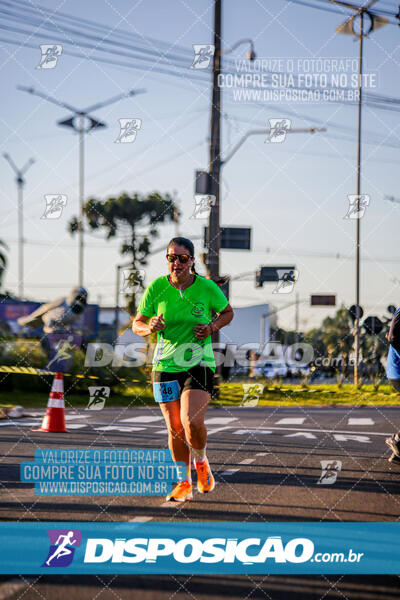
239, 458, 255, 465
256, 452, 267, 456
276, 417, 306, 425
205, 417, 237, 425
284, 432, 317, 439
334, 434, 371, 443
153, 429, 167, 434
0, 421, 40, 427
234, 429, 273, 435
66, 424, 88, 429
207, 426, 232, 435
129, 516, 153, 522
65, 415, 88, 420
231, 426, 391, 437
121, 416, 163, 423
94, 426, 145, 432
347, 418, 374, 426
220, 469, 240, 476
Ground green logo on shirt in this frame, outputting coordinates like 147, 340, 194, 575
191, 302, 205, 317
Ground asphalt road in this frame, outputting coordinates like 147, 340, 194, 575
1, 405, 399, 599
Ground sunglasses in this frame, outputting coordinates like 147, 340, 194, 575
166, 253, 192, 264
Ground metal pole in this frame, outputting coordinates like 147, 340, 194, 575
354, 13, 364, 386
17, 177, 23, 298
115, 265, 121, 341
78, 114, 85, 287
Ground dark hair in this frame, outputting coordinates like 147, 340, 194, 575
167, 236, 197, 274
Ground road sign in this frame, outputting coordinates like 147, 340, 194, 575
363, 316, 383, 335
311, 295, 336, 306
204, 227, 251, 250
349, 304, 364, 322
255, 266, 296, 287
195, 171, 210, 195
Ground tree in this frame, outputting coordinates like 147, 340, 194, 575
320, 306, 354, 385
68, 191, 178, 318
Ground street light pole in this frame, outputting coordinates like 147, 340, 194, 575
17, 86, 146, 288
78, 113, 85, 287
330, 0, 388, 385
3, 153, 35, 299
354, 13, 364, 386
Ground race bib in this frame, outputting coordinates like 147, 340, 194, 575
153, 380, 180, 403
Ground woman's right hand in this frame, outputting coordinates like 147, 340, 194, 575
149, 313, 165, 333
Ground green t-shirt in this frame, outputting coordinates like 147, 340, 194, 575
137, 274, 229, 373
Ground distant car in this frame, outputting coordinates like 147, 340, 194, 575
254, 361, 288, 378
288, 365, 311, 378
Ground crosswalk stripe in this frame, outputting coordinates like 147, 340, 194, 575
276, 417, 306, 425
120, 416, 163, 423
205, 417, 237, 425
347, 418, 374, 425
220, 469, 239, 476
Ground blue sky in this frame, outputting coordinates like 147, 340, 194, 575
1, 0, 399, 329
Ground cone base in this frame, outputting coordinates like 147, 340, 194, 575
32, 427, 69, 433
33, 409, 69, 433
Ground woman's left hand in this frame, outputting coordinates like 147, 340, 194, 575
194, 323, 213, 340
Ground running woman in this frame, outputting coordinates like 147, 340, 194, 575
132, 237, 234, 501
385, 307, 400, 463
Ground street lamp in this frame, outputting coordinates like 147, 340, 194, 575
3, 152, 35, 299
330, 0, 388, 385
17, 86, 146, 288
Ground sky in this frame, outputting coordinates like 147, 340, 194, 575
1, 0, 400, 330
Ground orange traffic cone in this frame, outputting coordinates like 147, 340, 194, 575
33, 372, 69, 433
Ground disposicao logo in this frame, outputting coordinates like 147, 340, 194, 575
42, 529, 82, 567
83, 536, 314, 564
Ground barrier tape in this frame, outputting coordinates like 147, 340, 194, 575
0, 365, 221, 386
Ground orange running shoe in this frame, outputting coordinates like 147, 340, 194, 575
195, 459, 215, 493
166, 480, 193, 502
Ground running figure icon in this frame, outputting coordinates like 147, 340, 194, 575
45, 531, 77, 566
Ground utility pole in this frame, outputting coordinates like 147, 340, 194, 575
17, 86, 145, 288
295, 292, 299, 340
3, 153, 35, 299
207, 0, 222, 284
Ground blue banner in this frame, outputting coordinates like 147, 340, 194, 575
0, 522, 399, 574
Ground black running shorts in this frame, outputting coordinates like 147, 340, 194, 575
152, 365, 214, 396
